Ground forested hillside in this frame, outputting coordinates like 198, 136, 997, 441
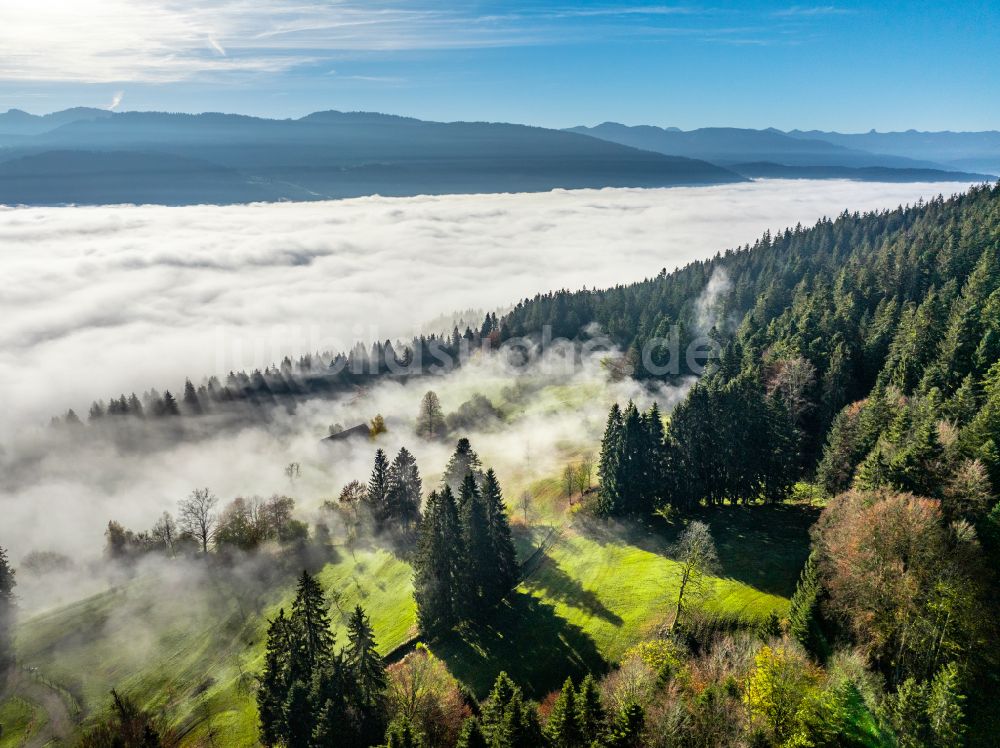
502, 182, 1000, 743
502, 182, 1000, 499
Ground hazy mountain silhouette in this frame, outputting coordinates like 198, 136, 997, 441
4, 109, 993, 206
0, 110, 744, 205
0, 150, 283, 205
785, 129, 1000, 176
568, 122, 996, 179
729, 161, 992, 182
0, 107, 113, 139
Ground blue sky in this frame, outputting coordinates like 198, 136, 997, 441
1, 0, 997, 131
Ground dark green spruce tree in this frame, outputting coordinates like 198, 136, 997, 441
481, 469, 519, 602
645, 402, 666, 497
481, 672, 542, 748
258, 608, 293, 745
384, 716, 425, 748
413, 487, 463, 636
386, 447, 422, 530
345, 604, 388, 744
443, 438, 485, 494
458, 473, 491, 618
289, 569, 335, 678
457, 717, 488, 748
544, 677, 583, 748
618, 402, 648, 514
310, 655, 355, 747
0, 545, 16, 673
368, 448, 391, 526
597, 403, 624, 515
575, 674, 605, 744
282, 678, 314, 748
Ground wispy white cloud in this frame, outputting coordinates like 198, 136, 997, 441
327, 70, 406, 84
546, 5, 704, 18
0, 0, 840, 84
0, 0, 536, 83
106, 90, 124, 109
773, 5, 854, 17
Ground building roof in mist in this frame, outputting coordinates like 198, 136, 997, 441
322, 423, 370, 443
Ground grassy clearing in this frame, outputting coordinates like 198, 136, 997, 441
11, 501, 815, 741
0, 696, 47, 747
14, 546, 416, 746
433, 502, 816, 698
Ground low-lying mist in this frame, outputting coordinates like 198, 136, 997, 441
1, 180, 972, 430
0, 179, 977, 613
3, 341, 682, 613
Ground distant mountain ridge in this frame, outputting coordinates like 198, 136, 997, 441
0, 107, 112, 137
566, 122, 997, 180
0, 150, 282, 205
0, 109, 744, 205
1, 107, 995, 206
728, 161, 991, 183
784, 128, 1000, 175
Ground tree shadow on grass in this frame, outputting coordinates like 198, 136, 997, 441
432, 591, 607, 699
521, 552, 623, 627
690, 503, 819, 598
574, 503, 819, 598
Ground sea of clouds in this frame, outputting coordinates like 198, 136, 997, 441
0, 180, 974, 432
0, 179, 979, 600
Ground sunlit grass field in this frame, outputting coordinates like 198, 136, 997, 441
12, 547, 417, 745
8, 491, 815, 744
433, 501, 814, 698
0, 695, 47, 747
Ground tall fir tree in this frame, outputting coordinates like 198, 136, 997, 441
384, 717, 425, 748
575, 674, 605, 744
289, 570, 335, 678
645, 402, 666, 498
160, 389, 180, 416
927, 662, 966, 747
481, 469, 519, 602
544, 677, 583, 748
443, 438, 485, 494
618, 401, 648, 514
597, 403, 624, 515
368, 448, 391, 525
605, 703, 644, 748
480, 671, 542, 748
457, 717, 488, 748
345, 605, 387, 711
0, 545, 16, 673
787, 552, 829, 660
282, 678, 314, 748
182, 378, 202, 414
386, 447, 422, 530
258, 608, 293, 745
458, 473, 491, 617
481, 671, 518, 746
413, 487, 463, 636
310, 652, 357, 747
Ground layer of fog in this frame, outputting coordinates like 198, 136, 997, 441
0, 179, 977, 613
6, 341, 683, 613
0, 180, 974, 432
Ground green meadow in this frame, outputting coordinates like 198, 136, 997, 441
4, 490, 815, 744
